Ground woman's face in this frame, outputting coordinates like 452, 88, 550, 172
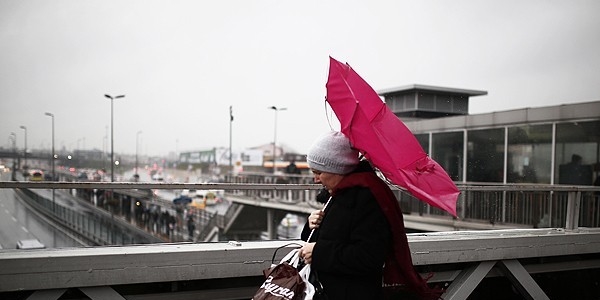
311, 169, 344, 192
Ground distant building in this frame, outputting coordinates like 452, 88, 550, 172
72, 149, 104, 161
178, 148, 264, 174
378, 85, 600, 185
179, 145, 308, 174
378, 84, 487, 121
249, 143, 308, 172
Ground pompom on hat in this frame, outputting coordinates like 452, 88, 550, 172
307, 131, 359, 175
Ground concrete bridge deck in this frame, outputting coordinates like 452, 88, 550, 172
1, 228, 599, 299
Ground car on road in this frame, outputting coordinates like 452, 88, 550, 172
29, 170, 44, 181
196, 189, 223, 206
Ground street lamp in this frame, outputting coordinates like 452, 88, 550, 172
19, 125, 27, 170
229, 106, 233, 174
45, 112, 56, 212
268, 106, 287, 174
44, 112, 55, 181
104, 94, 125, 182
135, 130, 142, 177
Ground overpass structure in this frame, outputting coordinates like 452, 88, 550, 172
0, 179, 599, 299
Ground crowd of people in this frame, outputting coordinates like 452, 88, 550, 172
134, 204, 179, 239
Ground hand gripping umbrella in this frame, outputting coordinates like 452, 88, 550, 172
326, 56, 459, 216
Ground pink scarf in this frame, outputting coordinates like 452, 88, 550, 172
332, 172, 442, 300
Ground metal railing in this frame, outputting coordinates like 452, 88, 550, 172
225, 173, 600, 229
15, 187, 164, 245
2, 179, 600, 235
1, 179, 600, 299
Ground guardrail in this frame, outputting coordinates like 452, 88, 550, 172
15, 187, 164, 246
228, 173, 600, 229
1, 229, 599, 299
1, 180, 600, 299
3, 180, 600, 231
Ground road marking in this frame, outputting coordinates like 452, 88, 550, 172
4, 209, 9, 214
12, 216, 17, 222
21, 226, 29, 233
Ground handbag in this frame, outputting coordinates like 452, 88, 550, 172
254, 195, 333, 300
298, 260, 315, 300
253, 245, 308, 300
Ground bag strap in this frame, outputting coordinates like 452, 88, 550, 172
304, 196, 333, 297
306, 196, 332, 243
280, 249, 301, 268
271, 242, 303, 264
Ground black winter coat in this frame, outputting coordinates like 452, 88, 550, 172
301, 186, 391, 300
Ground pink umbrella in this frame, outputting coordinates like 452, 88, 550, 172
326, 56, 459, 216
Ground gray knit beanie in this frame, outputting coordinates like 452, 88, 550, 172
307, 131, 359, 175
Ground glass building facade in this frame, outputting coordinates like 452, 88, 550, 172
407, 102, 600, 185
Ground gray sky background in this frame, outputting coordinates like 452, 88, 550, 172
1, 0, 599, 157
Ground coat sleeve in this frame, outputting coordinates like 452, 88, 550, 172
311, 188, 391, 276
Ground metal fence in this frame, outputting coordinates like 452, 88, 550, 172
15, 187, 164, 245
2, 178, 599, 245
1, 177, 599, 300
225, 173, 600, 229
461, 187, 599, 229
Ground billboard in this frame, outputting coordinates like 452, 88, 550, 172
180, 148, 263, 167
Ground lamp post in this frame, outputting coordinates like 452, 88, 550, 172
104, 94, 125, 182
44, 113, 55, 181
229, 106, 233, 175
268, 106, 287, 174
45, 112, 56, 212
19, 125, 27, 170
135, 130, 142, 177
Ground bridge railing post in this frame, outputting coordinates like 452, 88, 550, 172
565, 191, 581, 231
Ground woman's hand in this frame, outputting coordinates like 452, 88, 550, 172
300, 242, 315, 264
308, 210, 324, 229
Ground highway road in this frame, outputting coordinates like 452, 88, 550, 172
0, 171, 86, 250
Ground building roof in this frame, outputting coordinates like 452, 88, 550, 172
377, 84, 488, 97
404, 100, 600, 132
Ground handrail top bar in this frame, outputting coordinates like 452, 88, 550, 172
0, 240, 299, 259
407, 227, 600, 241
0, 181, 599, 192
0, 228, 597, 259
0, 181, 324, 190
456, 184, 600, 192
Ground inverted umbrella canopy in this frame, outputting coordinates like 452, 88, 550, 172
326, 56, 459, 216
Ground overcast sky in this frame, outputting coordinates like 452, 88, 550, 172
1, 0, 599, 157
